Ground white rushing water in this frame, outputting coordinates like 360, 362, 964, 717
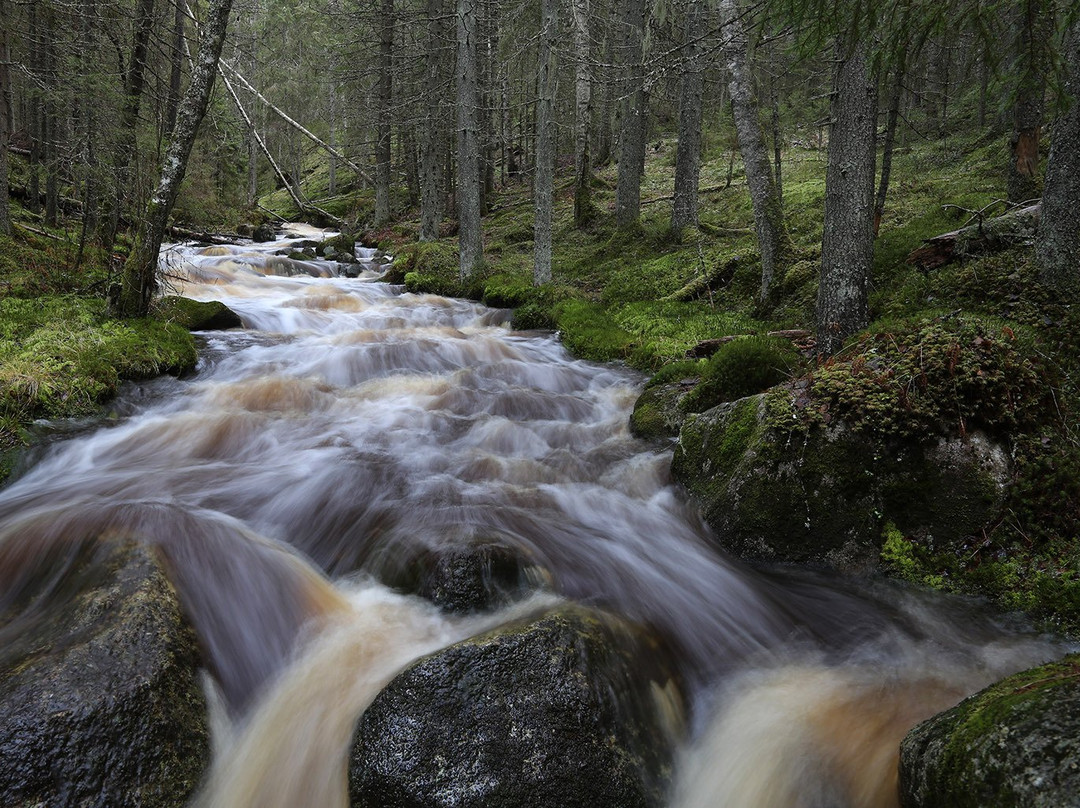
0, 226, 1065, 807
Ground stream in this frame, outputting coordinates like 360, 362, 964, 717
0, 225, 1065, 807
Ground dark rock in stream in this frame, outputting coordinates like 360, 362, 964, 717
899, 652, 1080, 807
414, 541, 533, 613
672, 393, 1011, 572
252, 222, 277, 242
348, 606, 684, 808
0, 539, 210, 807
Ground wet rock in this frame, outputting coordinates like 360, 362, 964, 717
236, 222, 255, 236
156, 295, 243, 331
348, 607, 683, 808
0, 540, 211, 807
413, 541, 532, 613
899, 653, 1080, 807
252, 222, 277, 242
672, 394, 1011, 571
630, 381, 695, 440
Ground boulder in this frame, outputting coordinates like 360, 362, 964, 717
412, 541, 532, 613
252, 222, 277, 242
672, 394, 1011, 571
348, 606, 683, 808
0, 539, 211, 807
630, 381, 695, 440
899, 653, 1080, 807
156, 295, 243, 331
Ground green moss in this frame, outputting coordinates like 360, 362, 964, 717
552, 301, 635, 363
679, 336, 800, 414
0, 296, 196, 429
644, 360, 705, 389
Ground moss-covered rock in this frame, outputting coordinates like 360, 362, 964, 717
155, 295, 243, 331
672, 394, 1011, 571
0, 539, 210, 806
349, 606, 683, 808
630, 381, 694, 440
899, 653, 1080, 807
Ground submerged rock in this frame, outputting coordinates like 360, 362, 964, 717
899, 653, 1080, 807
156, 295, 243, 331
672, 394, 1010, 571
348, 606, 683, 808
413, 540, 533, 613
0, 539, 210, 807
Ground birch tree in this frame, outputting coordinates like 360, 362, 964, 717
116, 0, 235, 318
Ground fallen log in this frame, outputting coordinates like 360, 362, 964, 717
166, 225, 243, 245
907, 202, 1041, 271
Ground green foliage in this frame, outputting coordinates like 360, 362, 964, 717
680, 337, 800, 414
644, 360, 705, 389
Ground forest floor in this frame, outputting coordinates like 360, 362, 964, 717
2, 112, 1079, 631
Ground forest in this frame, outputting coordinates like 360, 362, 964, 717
1, 0, 1080, 804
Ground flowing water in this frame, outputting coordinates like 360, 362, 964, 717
0, 225, 1065, 807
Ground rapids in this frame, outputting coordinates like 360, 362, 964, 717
0, 225, 1066, 807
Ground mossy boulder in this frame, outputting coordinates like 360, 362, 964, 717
672, 394, 1011, 571
252, 222, 277, 242
155, 295, 243, 331
899, 653, 1080, 807
631, 381, 694, 440
0, 539, 210, 806
349, 606, 683, 808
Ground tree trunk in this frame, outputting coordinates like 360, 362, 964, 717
816, 42, 877, 356
0, 0, 11, 237
593, 6, 615, 168
456, 0, 483, 278
533, 0, 557, 285
116, 0, 235, 318
572, 0, 593, 227
480, 1, 498, 215
615, 0, 647, 230
1007, 0, 1046, 203
1036, 18, 1080, 299
875, 62, 904, 237
375, 0, 394, 225
671, 0, 706, 237
720, 0, 790, 301
165, 0, 185, 138
419, 0, 447, 241
103, 0, 157, 250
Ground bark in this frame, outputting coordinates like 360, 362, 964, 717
1007, 0, 1046, 203
671, 0, 706, 237
375, 0, 394, 225
572, 0, 593, 227
116, 0, 234, 318
816, 42, 877, 357
720, 0, 790, 301
480, 2, 498, 215
593, 7, 615, 167
456, 0, 483, 278
1036, 19, 1080, 299
533, 0, 558, 285
615, 0, 647, 230
419, 0, 447, 241
0, 0, 11, 237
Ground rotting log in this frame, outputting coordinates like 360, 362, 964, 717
907, 203, 1041, 271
